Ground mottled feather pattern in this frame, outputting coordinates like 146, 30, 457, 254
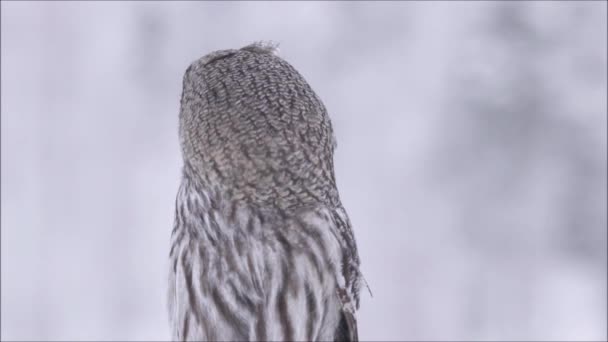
169, 42, 361, 341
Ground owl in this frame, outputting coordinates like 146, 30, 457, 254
168, 42, 362, 341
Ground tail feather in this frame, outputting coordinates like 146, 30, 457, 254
334, 310, 358, 342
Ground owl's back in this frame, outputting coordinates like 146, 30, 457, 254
168, 166, 358, 341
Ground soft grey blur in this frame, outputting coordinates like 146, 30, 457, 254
1, 1, 606, 341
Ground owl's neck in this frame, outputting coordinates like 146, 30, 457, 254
182, 156, 342, 216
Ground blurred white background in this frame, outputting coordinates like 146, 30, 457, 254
1, 1, 606, 341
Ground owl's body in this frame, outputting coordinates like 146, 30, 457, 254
168, 43, 361, 341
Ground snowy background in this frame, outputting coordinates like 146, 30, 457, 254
1, 1, 606, 341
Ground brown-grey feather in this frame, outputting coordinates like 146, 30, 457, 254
169, 42, 362, 342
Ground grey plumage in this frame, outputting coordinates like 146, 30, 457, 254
168, 42, 362, 341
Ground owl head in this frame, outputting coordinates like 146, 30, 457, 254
178, 42, 340, 211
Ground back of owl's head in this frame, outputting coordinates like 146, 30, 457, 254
178, 42, 339, 209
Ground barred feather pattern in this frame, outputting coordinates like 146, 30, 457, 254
168, 165, 360, 341
168, 42, 362, 341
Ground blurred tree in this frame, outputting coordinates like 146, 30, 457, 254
432, 1, 606, 338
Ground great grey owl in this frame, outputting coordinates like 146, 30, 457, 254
168, 42, 362, 341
